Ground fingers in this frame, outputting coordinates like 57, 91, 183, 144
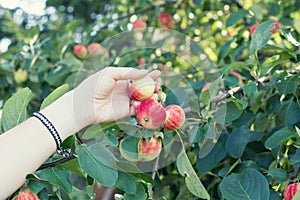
103, 67, 161, 82
148, 70, 161, 80
105, 67, 149, 81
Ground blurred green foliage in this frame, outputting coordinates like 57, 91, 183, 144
1, 0, 300, 199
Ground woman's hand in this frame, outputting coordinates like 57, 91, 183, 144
73, 67, 161, 128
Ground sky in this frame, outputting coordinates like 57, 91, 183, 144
0, 0, 46, 15
0, 0, 47, 52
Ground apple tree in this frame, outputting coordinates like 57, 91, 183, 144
0, 0, 300, 199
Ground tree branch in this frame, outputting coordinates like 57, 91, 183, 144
37, 154, 78, 171
184, 76, 271, 113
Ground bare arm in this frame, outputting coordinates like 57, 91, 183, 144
0, 67, 160, 199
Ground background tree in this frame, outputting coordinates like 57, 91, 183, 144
0, 0, 300, 199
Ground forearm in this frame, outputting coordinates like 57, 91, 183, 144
0, 90, 82, 199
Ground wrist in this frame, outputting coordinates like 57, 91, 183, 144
40, 90, 87, 141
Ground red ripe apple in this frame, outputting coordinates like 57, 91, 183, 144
201, 83, 211, 92
270, 20, 280, 34
133, 19, 147, 30
87, 42, 109, 57
73, 44, 88, 60
137, 57, 145, 66
138, 137, 162, 161
136, 99, 166, 129
284, 183, 300, 200
249, 24, 259, 37
164, 104, 185, 130
158, 12, 175, 29
128, 76, 155, 101
13, 189, 39, 200
14, 69, 28, 84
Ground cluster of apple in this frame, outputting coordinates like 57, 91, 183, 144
132, 12, 175, 30
72, 42, 108, 60
119, 75, 185, 162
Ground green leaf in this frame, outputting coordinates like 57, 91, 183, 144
115, 171, 138, 194
290, 149, 300, 166
40, 84, 69, 109
26, 174, 48, 194
226, 9, 248, 27
226, 126, 250, 158
219, 168, 270, 200
286, 100, 300, 127
1, 87, 33, 132
176, 151, 210, 200
276, 75, 298, 95
82, 124, 104, 140
119, 136, 140, 162
268, 168, 287, 184
214, 101, 243, 123
244, 82, 257, 98
123, 183, 147, 200
43, 166, 72, 194
45, 66, 71, 87
265, 129, 294, 150
197, 136, 227, 174
250, 5, 263, 21
218, 40, 233, 60
199, 89, 210, 106
250, 20, 277, 55
76, 143, 118, 187
200, 77, 223, 106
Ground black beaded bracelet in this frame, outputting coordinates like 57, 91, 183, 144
32, 112, 70, 157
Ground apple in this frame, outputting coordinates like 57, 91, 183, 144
73, 44, 88, 60
201, 83, 211, 92
128, 75, 155, 101
284, 183, 300, 200
13, 189, 39, 200
249, 24, 259, 37
14, 69, 28, 84
137, 57, 145, 66
270, 20, 280, 34
138, 137, 162, 161
158, 12, 175, 29
164, 104, 185, 130
87, 42, 109, 58
136, 99, 167, 129
133, 19, 146, 30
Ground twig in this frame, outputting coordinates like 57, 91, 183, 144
151, 156, 160, 180
37, 154, 78, 171
290, 166, 300, 182
198, 76, 270, 110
